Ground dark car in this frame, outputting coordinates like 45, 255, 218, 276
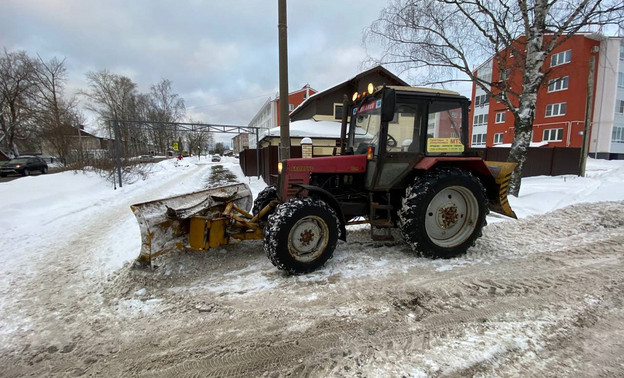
0, 156, 48, 177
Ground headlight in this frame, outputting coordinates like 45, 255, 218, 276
277, 161, 283, 174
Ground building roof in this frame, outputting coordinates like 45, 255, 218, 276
289, 65, 409, 119
263, 119, 341, 139
388, 85, 461, 96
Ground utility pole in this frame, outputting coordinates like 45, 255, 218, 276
278, 0, 291, 160
580, 54, 596, 177
113, 120, 123, 188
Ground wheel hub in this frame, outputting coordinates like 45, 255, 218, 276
299, 229, 315, 246
438, 205, 459, 229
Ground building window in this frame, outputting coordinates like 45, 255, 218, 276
334, 104, 343, 120
618, 100, 624, 114
499, 69, 510, 81
543, 128, 563, 142
613, 127, 624, 143
477, 68, 492, 83
472, 133, 487, 146
495, 112, 506, 123
288, 104, 294, 111
619, 72, 624, 88
551, 50, 571, 67
545, 102, 566, 117
620, 44, 624, 60
493, 133, 504, 144
473, 113, 488, 127
474, 94, 489, 107
548, 76, 569, 92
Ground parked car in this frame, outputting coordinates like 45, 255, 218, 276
211, 154, 221, 162
0, 156, 48, 177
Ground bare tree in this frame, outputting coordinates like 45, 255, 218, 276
81, 70, 139, 156
365, 0, 623, 195
146, 79, 186, 155
185, 130, 210, 157
31, 55, 83, 165
0, 49, 37, 156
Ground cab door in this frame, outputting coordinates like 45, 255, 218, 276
365, 101, 426, 191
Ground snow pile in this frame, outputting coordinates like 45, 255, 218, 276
508, 158, 624, 218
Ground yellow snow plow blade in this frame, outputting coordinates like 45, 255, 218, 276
131, 183, 254, 267
485, 161, 517, 219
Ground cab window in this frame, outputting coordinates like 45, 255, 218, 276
426, 101, 465, 155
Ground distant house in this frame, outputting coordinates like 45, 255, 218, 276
41, 126, 110, 163
246, 84, 318, 147
290, 65, 409, 123
232, 133, 249, 154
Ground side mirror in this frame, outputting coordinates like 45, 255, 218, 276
381, 88, 396, 122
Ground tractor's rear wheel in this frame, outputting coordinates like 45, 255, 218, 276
252, 185, 277, 219
264, 197, 339, 274
398, 168, 488, 258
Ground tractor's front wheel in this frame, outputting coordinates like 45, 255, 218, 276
398, 168, 488, 258
252, 185, 277, 220
264, 197, 339, 274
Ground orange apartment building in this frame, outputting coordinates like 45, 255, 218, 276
469, 34, 624, 159
247, 84, 317, 146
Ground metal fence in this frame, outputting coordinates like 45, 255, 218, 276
469, 147, 581, 177
240, 146, 302, 185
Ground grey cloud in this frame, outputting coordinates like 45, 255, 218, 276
1, 0, 392, 127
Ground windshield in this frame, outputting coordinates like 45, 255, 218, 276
350, 98, 381, 154
10, 158, 29, 164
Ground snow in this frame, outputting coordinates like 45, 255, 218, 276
494, 141, 549, 147
507, 158, 624, 218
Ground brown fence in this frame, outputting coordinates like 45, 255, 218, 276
469, 147, 581, 177
240, 146, 302, 185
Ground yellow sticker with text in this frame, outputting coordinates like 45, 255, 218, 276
427, 138, 465, 153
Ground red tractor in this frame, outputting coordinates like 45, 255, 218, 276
132, 85, 515, 274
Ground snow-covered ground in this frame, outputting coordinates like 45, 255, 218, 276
1, 157, 623, 376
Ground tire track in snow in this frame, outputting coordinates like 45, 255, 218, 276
0, 163, 212, 353
130, 235, 624, 377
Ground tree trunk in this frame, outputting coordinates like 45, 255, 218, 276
507, 116, 533, 196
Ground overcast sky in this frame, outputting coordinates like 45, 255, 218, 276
1, 0, 473, 145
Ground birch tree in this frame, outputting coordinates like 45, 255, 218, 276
365, 0, 623, 195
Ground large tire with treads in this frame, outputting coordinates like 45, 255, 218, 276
264, 197, 339, 274
398, 168, 488, 258
252, 185, 277, 219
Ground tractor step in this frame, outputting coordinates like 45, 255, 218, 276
369, 198, 395, 241
370, 219, 394, 227
370, 226, 395, 241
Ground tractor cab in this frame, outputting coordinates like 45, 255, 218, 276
346, 85, 470, 191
